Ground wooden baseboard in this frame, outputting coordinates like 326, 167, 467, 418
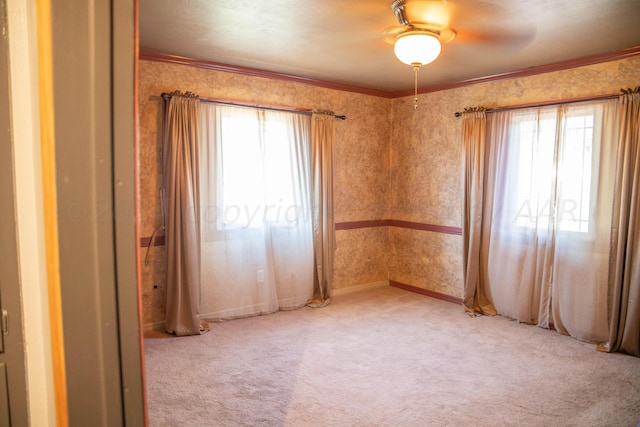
143, 320, 166, 333
389, 280, 463, 305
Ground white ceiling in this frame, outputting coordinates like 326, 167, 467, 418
139, 0, 640, 93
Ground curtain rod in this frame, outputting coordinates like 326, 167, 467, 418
453, 92, 620, 118
161, 92, 346, 120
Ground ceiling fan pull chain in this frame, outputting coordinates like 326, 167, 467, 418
413, 63, 420, 109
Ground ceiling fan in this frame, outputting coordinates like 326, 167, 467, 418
385, 0, 460, 108
384, 0, 532, 108
386, 0, 456, 64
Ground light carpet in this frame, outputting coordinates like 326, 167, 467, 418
144, 285, 640, 426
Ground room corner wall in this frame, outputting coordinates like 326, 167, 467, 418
388, 54, 640, 299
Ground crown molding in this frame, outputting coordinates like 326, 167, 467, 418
139, 51, 395, 98
391, 45, 640, 97
140, 46, 640, 100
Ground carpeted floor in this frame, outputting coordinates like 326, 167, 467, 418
144, 285, 640, 426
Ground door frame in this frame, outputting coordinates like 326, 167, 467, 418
46, 0, 145, 424
0, 0, 29, 423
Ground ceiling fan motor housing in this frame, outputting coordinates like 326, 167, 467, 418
391, 0, 409, 25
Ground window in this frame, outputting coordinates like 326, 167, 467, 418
200, 104, 311, 234
510, 106, 599, 233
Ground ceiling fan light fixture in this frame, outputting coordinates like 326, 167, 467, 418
393, 30, 442, 66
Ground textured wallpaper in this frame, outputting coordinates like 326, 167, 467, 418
138, 60, 392, 328
139, 55, 640, 329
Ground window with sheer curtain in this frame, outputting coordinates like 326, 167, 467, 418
204, 109, 304, 230
464, 89, 640, 356
198, 103, 314, 319
511, 109, 597, 233
482, 101, 618, 342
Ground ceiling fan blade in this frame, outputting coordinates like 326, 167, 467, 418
444, 0, 536, 49
382, 0, 535, 50
454, 27, 536, 49
383, 25, 408, 36
382, 25, 409, 44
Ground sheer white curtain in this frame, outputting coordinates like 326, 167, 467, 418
483, 101, 618, 342
198, 103, 314, 319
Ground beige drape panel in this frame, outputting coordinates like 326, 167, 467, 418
602, 87, 640, 356
308, 112, 335, 307
461, 108, 496, 316
163, 91, 204, 336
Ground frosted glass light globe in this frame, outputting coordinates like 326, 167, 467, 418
393, 31, 442, 66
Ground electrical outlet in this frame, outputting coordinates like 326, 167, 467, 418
256, 270, 264, 283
